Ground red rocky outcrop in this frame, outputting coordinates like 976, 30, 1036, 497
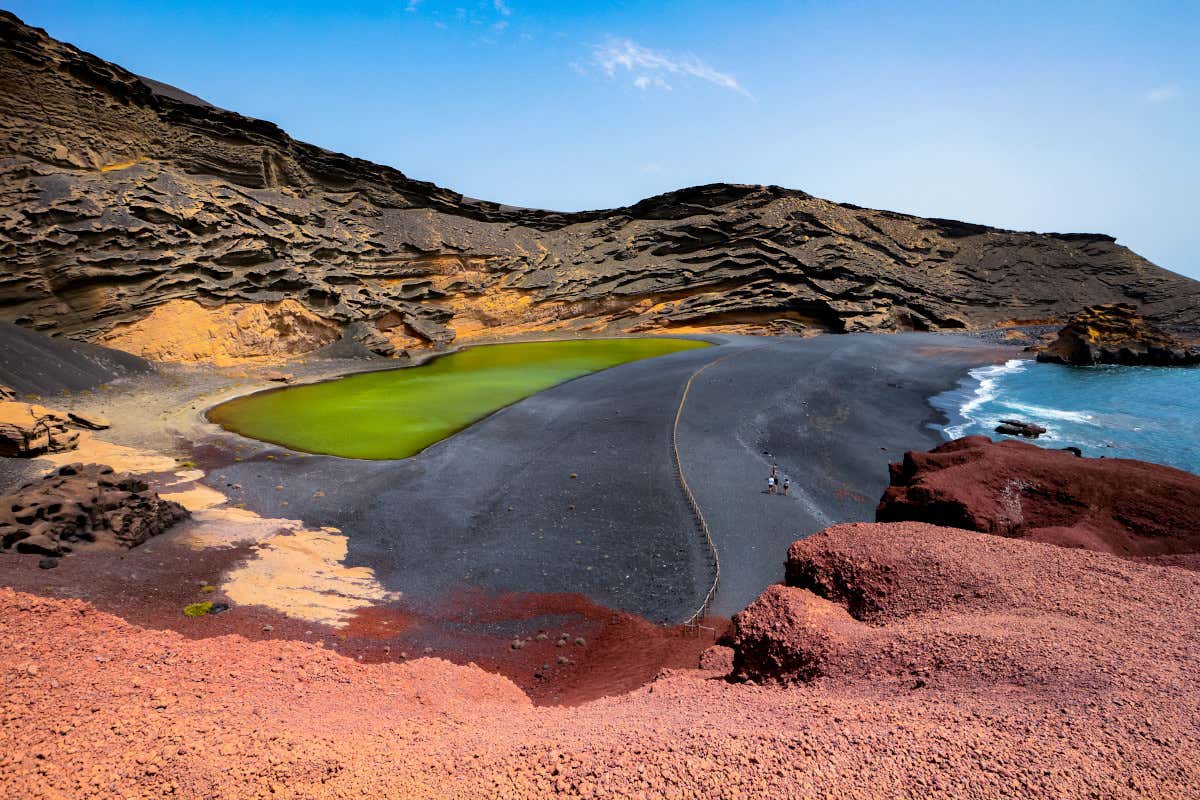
875, 436, 1200, 563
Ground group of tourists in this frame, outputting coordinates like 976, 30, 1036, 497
766, 463, 789, 496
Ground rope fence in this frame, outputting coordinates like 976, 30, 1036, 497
672, 346, 761, 631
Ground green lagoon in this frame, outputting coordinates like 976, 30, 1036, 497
208, 338, 711, 459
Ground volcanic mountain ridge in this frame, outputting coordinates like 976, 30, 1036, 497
2, 10, 1199, 362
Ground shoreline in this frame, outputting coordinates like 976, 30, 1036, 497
202, 334, 721, 462
1, 331, 1016, 701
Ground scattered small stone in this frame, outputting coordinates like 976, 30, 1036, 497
37, 557, 58, 570
556, 656, 570, 665
261, 625, 274, 632
573, 637, 586, 647
66, 411, 110, 430
510, 639, 525, 650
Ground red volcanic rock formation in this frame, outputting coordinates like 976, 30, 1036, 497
1037, 303, 1200, 366
729, 584, 868, 683
6, 521, 1200, 798
875, 436, 1200, 564
733, 521, 1200, 690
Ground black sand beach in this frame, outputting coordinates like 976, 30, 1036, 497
199, 333, 1006, 623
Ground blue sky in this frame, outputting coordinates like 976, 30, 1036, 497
9, 0, 1199, 279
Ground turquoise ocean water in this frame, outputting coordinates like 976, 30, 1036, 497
931, 358, 1200, 475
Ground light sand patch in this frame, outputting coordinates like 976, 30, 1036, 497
37, 432, 179, 474
219, 527, 399, 627
182, 504, 396, 626
99, 298, 340, 365
159, 483, 227, 511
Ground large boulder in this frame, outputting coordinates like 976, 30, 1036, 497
876, 436, 1200, 562
729, 584, 868, 683
0, 401, 79, 457
0, 463, 189, 556
1036, 303, 1200, 366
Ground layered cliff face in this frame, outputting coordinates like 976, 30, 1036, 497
3, 11, 1198, 363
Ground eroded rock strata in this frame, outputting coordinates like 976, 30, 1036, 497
0, 400, 79, 457
3, 11, 1199, 363
1036, 302, 1200, 366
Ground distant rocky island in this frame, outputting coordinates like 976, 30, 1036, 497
3, 9, 1199, 367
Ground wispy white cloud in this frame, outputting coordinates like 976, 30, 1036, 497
634, 74, 672, 91
592, 37, 751, 98
493, 0, 512, 16
405, 0, 421, 11
1145, 84, 1180, 104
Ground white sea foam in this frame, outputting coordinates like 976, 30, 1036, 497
999, 401, 1097, 425
943, 359, 1027, 438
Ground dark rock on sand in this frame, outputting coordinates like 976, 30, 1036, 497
1036, 303, 1200, 366
993, 419, 1046, 438
2, 10, 1198, 358
876, 436, 1200, 563
66, 411, 111, 430
0, 463, 188, 556
0, 402, 79, 457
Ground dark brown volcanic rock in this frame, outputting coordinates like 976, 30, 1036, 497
1036, 302, 1200, 366
0, 462, 188, 556
2, 11, 1199, 358
0, 319, 151, 394
875, 436, 1200, 563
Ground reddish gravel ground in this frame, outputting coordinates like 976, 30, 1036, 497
0, 540, 717, 707
3, 521, 1199, 799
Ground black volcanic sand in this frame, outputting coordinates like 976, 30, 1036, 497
197, 333, 1007, 623
0, 319, 152, 395
0, 331, 1009, 701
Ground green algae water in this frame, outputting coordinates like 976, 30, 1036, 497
208, 338, 711, 459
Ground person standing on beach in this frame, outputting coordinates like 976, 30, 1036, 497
782, 477, 790, 496
767, 475, 776, 494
